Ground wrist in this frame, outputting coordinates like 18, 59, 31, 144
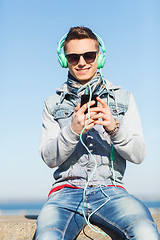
70, 123, 81, 137
105, 120, 120, 136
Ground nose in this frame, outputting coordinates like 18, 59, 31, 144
78, 55, 86, 67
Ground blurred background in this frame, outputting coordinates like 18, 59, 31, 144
0, 0, 160, 209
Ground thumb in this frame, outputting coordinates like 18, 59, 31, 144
75, 102, 81, 112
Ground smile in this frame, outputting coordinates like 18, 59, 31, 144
76, 67, 90, 72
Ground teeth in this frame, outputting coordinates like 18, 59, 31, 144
77, 68, 89, 71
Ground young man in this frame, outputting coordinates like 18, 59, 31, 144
36, 27, 159, 239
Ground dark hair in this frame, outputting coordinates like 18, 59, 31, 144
64, 26, 99, 53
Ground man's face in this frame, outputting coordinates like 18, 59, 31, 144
65, 39, 99, 85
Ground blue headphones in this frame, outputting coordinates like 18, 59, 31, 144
57, 33, 106, 69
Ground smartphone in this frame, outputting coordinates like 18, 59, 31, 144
81, 94, 98, 113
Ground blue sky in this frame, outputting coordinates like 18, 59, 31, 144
0, 0, 160, 201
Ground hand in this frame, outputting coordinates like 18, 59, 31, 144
90, 97, 116, 132
71, 100, 96, 135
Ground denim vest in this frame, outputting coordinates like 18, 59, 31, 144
45, 82, 130, 187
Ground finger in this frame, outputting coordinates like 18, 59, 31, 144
89, 106, 107, 115
75, 103, 81, 112
81, 119, 95, 134
97, 97, 108, 108
85, 122, 95, 131
91, 112, 107, 120
85, 110, 97, 119
79, 100, 96, 114
93, 119, 105, 125
84, 116, 94, 124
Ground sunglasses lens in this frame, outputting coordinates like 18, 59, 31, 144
84, 52, 97, 63
66, 54, 79, 65
66, 51, 97, 65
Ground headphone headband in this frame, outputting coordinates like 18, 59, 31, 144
57, 33, 68, 54
57, 32, 106, 69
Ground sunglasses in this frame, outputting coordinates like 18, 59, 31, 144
65, 51, 98, 65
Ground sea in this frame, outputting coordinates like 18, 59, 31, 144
0, 200, 160, 216
0, 201, 45, 216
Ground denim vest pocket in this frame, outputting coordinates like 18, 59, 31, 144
109, 103, 128, 123
109, 103, 128, 117
54, 108, 74, 119
54, 108, 74, 129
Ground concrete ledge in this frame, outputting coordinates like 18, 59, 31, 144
0, 215, 159, 240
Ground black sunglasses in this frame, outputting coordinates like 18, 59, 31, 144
65, 51, 98, 65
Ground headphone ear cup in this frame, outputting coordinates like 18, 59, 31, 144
97, 54, 106, 69
58, 54, 68, 68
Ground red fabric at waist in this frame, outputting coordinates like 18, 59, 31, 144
48, 184, 81, 197
48, 184, 126, 197
106, 185, 126, 191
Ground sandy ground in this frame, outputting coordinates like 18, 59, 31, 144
0, 214, 159, 240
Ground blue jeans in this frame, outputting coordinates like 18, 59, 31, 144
36, 186, 159, 240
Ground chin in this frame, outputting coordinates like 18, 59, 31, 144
76, 76, 92, 84
75, 73, 97, 84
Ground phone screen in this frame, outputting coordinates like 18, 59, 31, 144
81, 94, 98, 113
